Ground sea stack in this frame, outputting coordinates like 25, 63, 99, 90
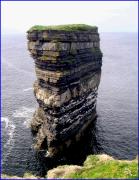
27, 24, 102, 157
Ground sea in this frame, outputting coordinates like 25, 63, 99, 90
1, 32, 138, 177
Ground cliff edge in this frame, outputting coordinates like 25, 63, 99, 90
47, 154, 138, 179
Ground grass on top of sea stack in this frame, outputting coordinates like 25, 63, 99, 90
28, 24, 97, 32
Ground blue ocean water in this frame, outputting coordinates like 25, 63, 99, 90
1, 33, 138, 177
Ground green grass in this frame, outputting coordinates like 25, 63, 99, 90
66, 155, 138, 179
47, 154, 138, 179
28, 24, 97, 32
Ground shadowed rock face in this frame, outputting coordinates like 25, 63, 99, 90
27, 25, 102, 157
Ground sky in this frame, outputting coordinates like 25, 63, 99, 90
1, 1, 138, 34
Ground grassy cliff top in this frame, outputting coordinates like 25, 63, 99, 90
47, 154, 138, 179
28, 24, 97, 32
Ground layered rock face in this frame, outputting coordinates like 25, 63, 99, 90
27, 24, 102, 157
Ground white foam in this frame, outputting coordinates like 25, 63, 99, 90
23, 87, 33, 92
13, 106, 35, 128
1, 117, 9, 128
2, 117, 16, 164
4, 124, 15, 148
13, 106, 35, 118
23, 118, 32, 128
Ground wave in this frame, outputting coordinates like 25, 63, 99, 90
1, 117, 9, 129
23, 87, 33, 92
12, 106, 35, 128
2, 117, 16, 164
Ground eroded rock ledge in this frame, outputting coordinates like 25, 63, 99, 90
27, 24, 103, 157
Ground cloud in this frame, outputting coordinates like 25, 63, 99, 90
1, 1, 138, 34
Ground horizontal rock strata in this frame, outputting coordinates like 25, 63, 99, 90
27, 24, 102, 157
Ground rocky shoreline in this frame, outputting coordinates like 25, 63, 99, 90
27, 24, 102, 157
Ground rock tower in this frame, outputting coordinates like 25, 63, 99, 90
27, 24, 102, 157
